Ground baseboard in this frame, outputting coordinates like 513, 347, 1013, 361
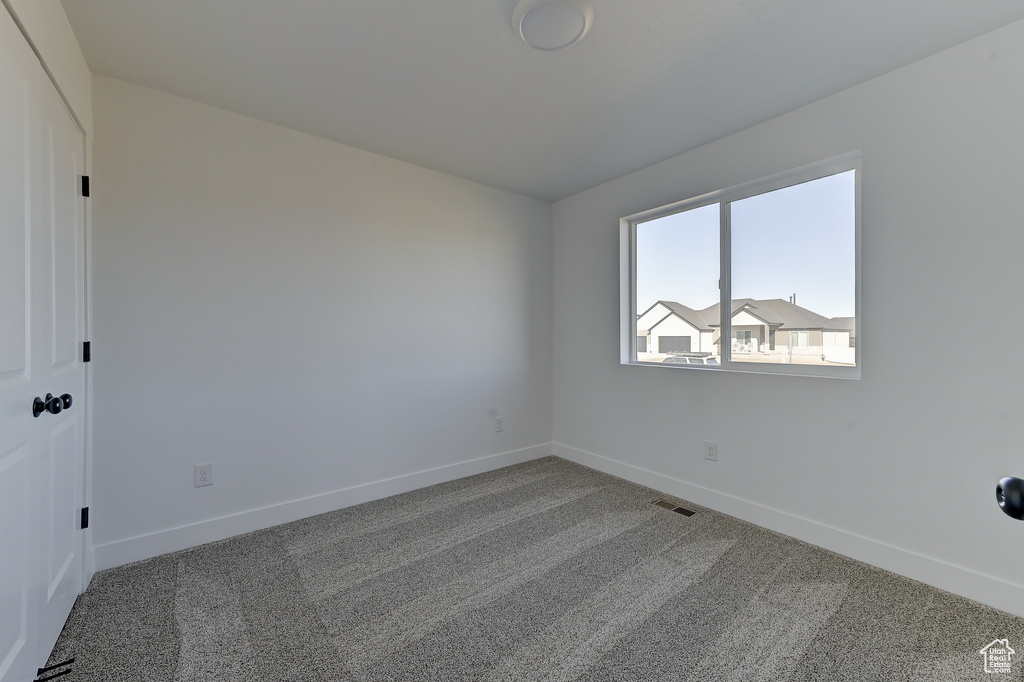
552, 442, 1024, 619
93, 443, 552, 572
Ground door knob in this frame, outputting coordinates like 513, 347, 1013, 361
32, 393, 71, 418
997, 477, 1024, 520
33, 394, 54, 417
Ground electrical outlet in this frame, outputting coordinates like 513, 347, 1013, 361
194, 463, 213, 487
704, 441, 718, 461
495, 416, 504, 433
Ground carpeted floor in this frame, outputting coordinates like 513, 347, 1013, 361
48, 457, 1024, 681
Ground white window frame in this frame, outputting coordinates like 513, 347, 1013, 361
619, 153, 861, 379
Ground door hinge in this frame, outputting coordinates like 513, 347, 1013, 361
80, 507, 89, 530
81, 175, 90, 197
83, 341, 91, 362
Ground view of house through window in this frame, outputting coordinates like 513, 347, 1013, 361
629, 158, 858, 377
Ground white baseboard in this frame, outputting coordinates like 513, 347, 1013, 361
552, 442, 1024, 619
93, 443, 552, 572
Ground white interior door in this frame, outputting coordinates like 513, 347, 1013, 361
34, 51, 86, 662
0, 6, 86, 681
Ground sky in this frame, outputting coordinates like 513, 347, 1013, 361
635, 170, 856, 319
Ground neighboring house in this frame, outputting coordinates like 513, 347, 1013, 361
637, 298, 854, 363
702, 299, 852, 354
829, 316, 856, 348
636, 301, 716, 355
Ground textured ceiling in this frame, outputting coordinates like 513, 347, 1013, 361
61, 0, 1024, 201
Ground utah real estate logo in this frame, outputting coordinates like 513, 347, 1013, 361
980, 639, 1015, 674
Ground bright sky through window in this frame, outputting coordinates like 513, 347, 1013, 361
636, 203, 719, 314
636, 171, 856, 318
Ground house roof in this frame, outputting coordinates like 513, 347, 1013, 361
744, 299, 834, 330
659, 301, 714, 331
699, 299, 785, 327
654, 298, 849, 332
829, 317, 857, 334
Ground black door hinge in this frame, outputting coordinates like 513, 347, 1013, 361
80, 507, 89, 530
81, 175, 90, 197
83, 341, 91, 362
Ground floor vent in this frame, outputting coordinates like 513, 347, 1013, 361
653, 499, 696, 516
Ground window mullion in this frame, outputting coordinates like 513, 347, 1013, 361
720, 201, 732, 366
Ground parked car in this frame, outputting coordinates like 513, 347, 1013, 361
662, 355, 719, 365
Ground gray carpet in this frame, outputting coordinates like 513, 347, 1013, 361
48, 457, 1024, 681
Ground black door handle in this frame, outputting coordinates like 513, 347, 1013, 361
997, 477, 1024, 520
32, 393, 72, 418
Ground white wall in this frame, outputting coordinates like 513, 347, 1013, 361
91, 76, 553, 568
553, 19, 1024, 616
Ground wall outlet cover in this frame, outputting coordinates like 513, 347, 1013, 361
194, 463, 213, 487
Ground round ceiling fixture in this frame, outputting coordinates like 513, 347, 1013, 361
512, 0, 594, 51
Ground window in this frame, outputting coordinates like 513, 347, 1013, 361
621, 154, 859, 379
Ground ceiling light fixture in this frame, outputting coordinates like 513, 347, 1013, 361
512, 0, 594, 51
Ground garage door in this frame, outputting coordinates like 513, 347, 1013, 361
659, 336, 691, 353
